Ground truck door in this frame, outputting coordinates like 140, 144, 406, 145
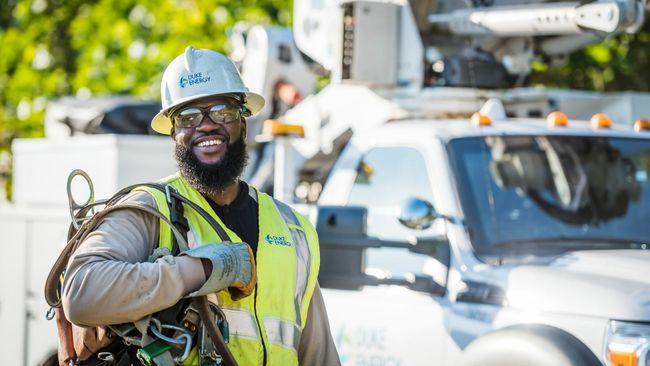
323, 145, 450, 365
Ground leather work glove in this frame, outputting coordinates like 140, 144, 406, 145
181, 242, 256, 300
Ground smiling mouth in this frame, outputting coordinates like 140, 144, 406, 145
196, 139, 224, 147
194, 135, 227, 148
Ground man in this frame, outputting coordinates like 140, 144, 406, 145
62, 46, 340, 365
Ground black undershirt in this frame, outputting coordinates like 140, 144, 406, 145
205, 181, 260, 255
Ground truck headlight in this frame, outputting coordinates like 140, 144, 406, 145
604, 320, 650, 366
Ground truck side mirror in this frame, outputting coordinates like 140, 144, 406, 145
316, 206, 369, 290
398, 197, 439, 230
316, 205, 449, 295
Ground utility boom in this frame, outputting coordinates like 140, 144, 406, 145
294, 0, 647, 87
428, 1, 643, 36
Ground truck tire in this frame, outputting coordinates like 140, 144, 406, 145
460, 324, 602, 366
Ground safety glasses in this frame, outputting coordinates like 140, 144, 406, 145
171, 103, 251, 129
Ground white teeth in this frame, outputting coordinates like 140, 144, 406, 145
196, 139, 224, 147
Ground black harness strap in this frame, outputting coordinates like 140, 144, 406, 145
165, 185, 189, 256
111, 182, 232, 242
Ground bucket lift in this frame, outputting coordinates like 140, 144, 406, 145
239, 0, 649, 203
296, 0, 646, 88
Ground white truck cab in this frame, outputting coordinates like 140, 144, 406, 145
315, 118, 650, 366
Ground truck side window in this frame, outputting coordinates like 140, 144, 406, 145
348, 147, 443, 278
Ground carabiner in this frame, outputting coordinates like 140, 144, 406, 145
66, 169, 95, 230
45, 307, 56, 321
149, 318, 193, 363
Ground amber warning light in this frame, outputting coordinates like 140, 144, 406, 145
590, 113, 613, 129
262, 119, 305, 138
471, 113, 492, 127
547, 111, 569, 127
634, 118, 650, 132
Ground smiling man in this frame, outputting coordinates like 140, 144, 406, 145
61, 47, 340, 366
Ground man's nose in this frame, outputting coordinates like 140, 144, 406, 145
196, 114, 219, 131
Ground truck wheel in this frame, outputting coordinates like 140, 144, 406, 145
460, 324, 602, 366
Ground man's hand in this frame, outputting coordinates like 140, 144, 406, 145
72, 325, 112, 361
55, 306, 113, 366
181, 243, 256, 300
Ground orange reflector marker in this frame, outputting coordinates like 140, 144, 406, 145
634, 118, 650, 132
471, 112, 492, 127
608, 349, 638, 366
591, 113, 613, 129
547, 111, 568, 127
262, 119, 305, 137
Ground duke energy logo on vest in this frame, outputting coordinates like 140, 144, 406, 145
265, 234, 291, 247
179, 72, 211, 88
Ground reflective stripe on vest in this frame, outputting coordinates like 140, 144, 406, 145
263, 317, 301, 350
222, 308, 258, 340
138, 174, 320, 366
272, 199, 311, 327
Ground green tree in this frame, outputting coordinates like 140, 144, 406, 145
0, 0, 291, 200
530, 21, 650, 91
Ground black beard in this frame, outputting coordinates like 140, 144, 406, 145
174, 135, 248, 195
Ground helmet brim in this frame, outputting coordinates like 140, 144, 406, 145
151, 91, 265, 135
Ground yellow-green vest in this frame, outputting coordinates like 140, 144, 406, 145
140, 173, 320, 366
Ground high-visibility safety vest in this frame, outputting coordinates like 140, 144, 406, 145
140, 173, 320, 366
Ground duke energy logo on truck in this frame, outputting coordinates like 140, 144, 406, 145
179, 72, 211, 88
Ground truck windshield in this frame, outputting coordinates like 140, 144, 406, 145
448, 135, 650, 259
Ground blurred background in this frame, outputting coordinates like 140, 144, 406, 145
0, 0, 294, 200
1, 0, 650, 201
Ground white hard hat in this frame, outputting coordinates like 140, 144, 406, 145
151, 46, 265, 135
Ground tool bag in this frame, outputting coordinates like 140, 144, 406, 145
44, 170, 239, 366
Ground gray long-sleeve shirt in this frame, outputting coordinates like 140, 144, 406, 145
62, 190, 340, 365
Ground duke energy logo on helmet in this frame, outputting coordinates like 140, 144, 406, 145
265, 234, 291, 247
179, 72, 211, 88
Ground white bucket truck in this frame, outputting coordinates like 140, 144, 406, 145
314, 113, 650, 366
245, 0, 650, 365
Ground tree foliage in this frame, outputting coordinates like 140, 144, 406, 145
0, 0, 291, 199
0, 0, 291, 140
529, 20, 650, 91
